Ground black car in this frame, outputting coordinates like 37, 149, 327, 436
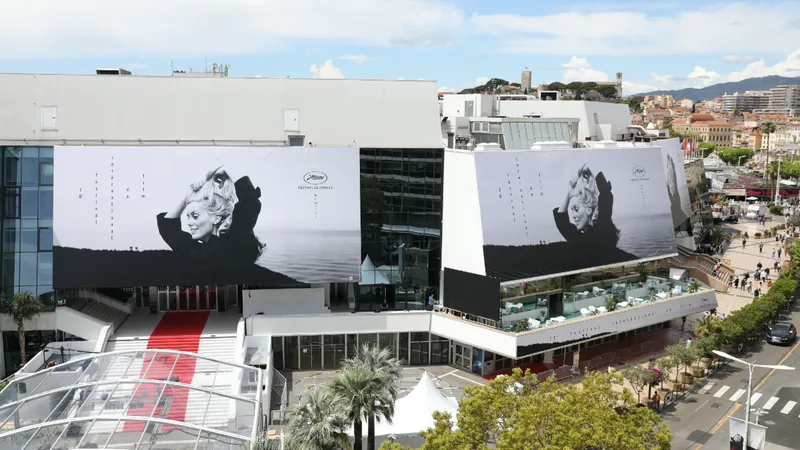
768, 322, 797, 346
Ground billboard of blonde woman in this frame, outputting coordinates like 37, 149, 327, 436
659, 138, 692, 229
53, 146, 361, 288
474, 147, 677, 282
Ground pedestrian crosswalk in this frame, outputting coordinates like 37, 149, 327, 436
699, 382, 800, 416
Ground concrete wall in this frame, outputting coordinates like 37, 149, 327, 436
441, 149, 486, 278
242, 288, 328, 317
498, 100, 631, 141
0, 73, 442, 149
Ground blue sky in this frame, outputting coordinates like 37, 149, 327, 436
2, 0, 799, 94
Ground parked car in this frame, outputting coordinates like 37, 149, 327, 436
768, 322, 797, 346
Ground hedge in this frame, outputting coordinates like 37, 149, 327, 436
706, 240, 798, 346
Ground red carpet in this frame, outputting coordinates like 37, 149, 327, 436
124, 311, 210, 431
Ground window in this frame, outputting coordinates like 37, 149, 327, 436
38, 228, 53, 251
39, 162, 54, 186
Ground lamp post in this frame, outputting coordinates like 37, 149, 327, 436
712, 350, 795, 448
775, 153, 783, 204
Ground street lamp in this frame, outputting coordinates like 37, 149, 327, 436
712, 350, 795, 448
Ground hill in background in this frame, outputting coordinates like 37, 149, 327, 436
636, 75, 800, 101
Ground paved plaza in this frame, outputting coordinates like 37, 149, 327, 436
715, 218, 791, 316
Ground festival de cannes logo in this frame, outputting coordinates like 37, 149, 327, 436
303, 171, 328, 185
632, 166, 647, 177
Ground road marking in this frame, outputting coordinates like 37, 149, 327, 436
694, 399, 709, 412
750, 393, 763, 405
713, 386, 730, 398
444, 371, 484, 385
696, 337, 800, 449
699, 382, 715, 394
762, 396, 780, 410
729, 389, 746, 402
780, 401, 796, 415
443, 369, 459, 377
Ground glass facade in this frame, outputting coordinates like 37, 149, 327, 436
358, 148, 443, 311
1, 147, 55, 309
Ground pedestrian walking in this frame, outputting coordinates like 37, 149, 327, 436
742, 239, 747, 249
652, 392, 661, 413
772, 249, 776, 258
778, 248, 782, 258
734, 277, 740, 289
759, 242, 764, 253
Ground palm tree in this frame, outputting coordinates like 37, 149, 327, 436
761, 121, 777, 179
332, 344, 401, 450
343, 344, 402, 450
0, 292, 44, 366
711, 226, 732, 246
286, 388, 350, 450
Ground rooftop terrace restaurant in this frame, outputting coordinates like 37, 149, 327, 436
498, 268, 700, 332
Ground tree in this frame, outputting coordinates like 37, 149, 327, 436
378, 442, 413, 450
546, 81, 567, 91
285, 388, 350, 450
0, 292, 44, 365
655, 357, 677, 390
665, 342, 695, 384
420, 370, 671, 450
760, 121, 777, 179
622, 365, 658, 402
732, 107, 742, 117
711, 226, 732, 246
332, 344, 401, 450
598, 85, 618, 98
717, 147, 754, 166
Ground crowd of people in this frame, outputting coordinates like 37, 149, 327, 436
727, 227, 795, 298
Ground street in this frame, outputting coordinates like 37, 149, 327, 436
666, 304, 800, 450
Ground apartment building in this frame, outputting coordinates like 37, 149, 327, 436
721, 91, 771, 113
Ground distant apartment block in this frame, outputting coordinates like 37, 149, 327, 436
721, 91, 771, 113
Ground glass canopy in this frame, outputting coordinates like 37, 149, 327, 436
0, 348, 263, 450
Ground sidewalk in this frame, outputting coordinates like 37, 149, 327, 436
714, 219, 789, 316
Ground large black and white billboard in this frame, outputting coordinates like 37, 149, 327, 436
660, 138, 692, 228
53, 146, 361, 288
475, 147, 677, 282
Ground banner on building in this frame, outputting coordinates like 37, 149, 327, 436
729, 417, 766, 450
53, 146, 361, 288
474, 147, 677, 282
660, 138, 692, 228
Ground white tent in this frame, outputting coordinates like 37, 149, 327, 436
360, 255, 391, 286
348, 371, 459, 436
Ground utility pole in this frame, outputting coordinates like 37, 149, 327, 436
775, 153, 782, 204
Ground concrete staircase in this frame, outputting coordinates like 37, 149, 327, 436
80, 300, 129, 331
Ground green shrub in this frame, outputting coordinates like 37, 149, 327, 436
770, 205, 783, 215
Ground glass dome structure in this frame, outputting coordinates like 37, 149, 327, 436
0, 349, 264, 450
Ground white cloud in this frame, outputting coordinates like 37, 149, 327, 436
437, 76, 491, 93
723, 54, 759, 64
623, 49, 800, 94
0, 0, 464, 58
562, 56, 608, 82
471, 2, 800, 56
310, 60, 344, 79
339, 54, 367, 63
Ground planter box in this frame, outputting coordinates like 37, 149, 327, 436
680, 372, 695, 385
691, 367, 706, 378
699, 357, 713, 369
